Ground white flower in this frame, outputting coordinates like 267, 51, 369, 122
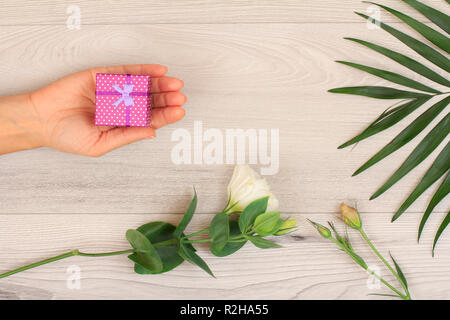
226, 165, 279, 213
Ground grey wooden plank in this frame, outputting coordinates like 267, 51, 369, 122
0, 0, 448, 25
0, 23, 448, 214
0, 212, 448, 299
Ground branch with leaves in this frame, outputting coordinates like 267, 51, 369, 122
0, 165, 296, 279
309, 203, 411, 300
329, 0, 449, 254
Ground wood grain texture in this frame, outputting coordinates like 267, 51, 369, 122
0, 212, 449, 300
0, 23, 448, 214
0, 0, 448, 25
0, 0, 449, 300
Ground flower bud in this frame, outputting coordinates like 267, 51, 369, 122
308, 219, 332, 239
274, 219, 297, 235
340, 202, 362, 230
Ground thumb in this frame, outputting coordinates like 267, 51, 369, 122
92, 127, 156, 156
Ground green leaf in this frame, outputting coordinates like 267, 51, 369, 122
336, 61, 440, 94
339, 97, 431, 149
248, 236, 282, 249
134, 222, 186, 274
371, 112, 450, 199
211, 220, 247, 257
356, 12, 450, 72
403, 0, 450, 34
345, 38, 450, 87
393, 142, 450, 221
367, 293, 402, 298
366, 2, 450, 54
209, 212, 230, 254
347, 250, 368, 269
328, 86, 430, 99
174, 189, 197, 238
126, 229, 163, 273
389, 252, 408, 289
238, 197, 269, 233
354, 96, 450, 177
253, 211, 282, 236
178, 240, 215, 277
126, 229, 153, 253
433, 212, 450, 256
418, 172, 450, 241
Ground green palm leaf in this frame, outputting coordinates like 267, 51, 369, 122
345, 38, 450, 87
328, 86, 430, 99
336, 61, 441, 93
333, 1, 450, 253
338, 97, 431, 149
354, 97, 450, 176
418, 172, 449, 241
356, 12, 450, 72
366, 2, 450, 53
371, 112, 450, 199
403, 0, 450, 34
393, 142, 450, 221
433, 213, 450, 256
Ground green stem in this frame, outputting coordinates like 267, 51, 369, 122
330, 238, 407, 299
0, 248, 135, 280
76, 249, 135, 257
0, 251, 76, 279
153, 239, 178, 247
183, 227, 210, 239
359, 229, 409, 297
184, 238, 212, 244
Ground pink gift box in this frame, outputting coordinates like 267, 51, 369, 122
95, 73, 152, 127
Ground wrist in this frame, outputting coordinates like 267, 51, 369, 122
0, 93, 44, 154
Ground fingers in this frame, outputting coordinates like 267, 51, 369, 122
90, 106, 185, 156
93, 127, 157, 156
151, 107, 186, 129
152, 92, 187, 108
91, 64, 168, 77
151, 77, 184, 93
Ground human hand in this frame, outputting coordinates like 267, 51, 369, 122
2, 64, 186, 156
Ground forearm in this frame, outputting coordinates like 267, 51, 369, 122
0, 93, 44, 155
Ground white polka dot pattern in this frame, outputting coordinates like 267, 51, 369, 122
94, 73, 151, 127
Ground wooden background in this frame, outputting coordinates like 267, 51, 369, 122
0, 0, 449, 300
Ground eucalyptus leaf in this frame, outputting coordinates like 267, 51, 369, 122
254, 211, 282, 236
178, 240, 215, 277
126, 229, 163, 273
418, 173, 450, 241
366, 2, 450, 54
356, 12, 450, 72
336, 61, 440, 94
238, 197, 269, 233
134, 222, 188, 274
209, 212, 230, 254
174, 189, 197, 238
393, 142, 450, 221
403, 0, 450, 34
211, 220, 247, 257
126, 229, 153, 253
354, 96, 450, 177
345, 38, 450, 87
371, 112, 450, 199
328, 86, 430, 99
248, 236, 282, 249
